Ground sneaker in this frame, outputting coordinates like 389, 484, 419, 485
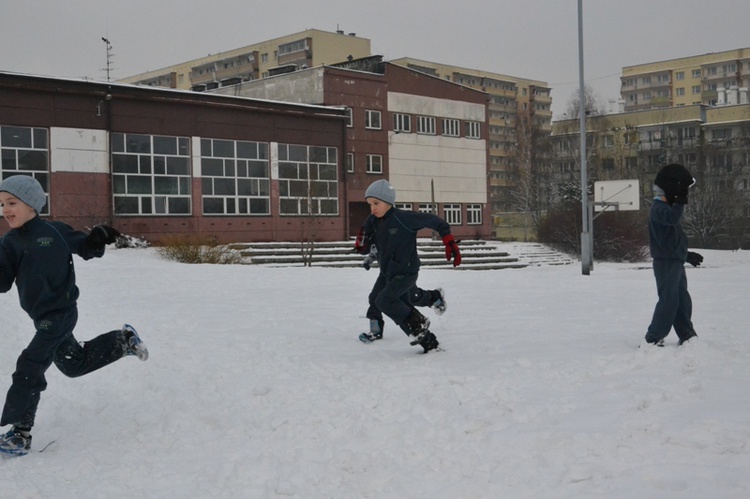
643, 338, 665, 347
122, 324, 149, 361
431, 288, 447, 316
0, 427, 32, 456
678, 331, 698, 346
405, 311, 431, 346
418, 331, 440, 353
359, 331, 383, 342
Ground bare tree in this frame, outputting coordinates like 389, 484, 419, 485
508, 108, 554, 239
683, 134, 745, 248
563, 85, 607, 120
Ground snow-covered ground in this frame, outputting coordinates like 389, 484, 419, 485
1, 245, 749, 498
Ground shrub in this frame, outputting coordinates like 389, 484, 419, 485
156, 234, 244, 264
538, 204, 649, 263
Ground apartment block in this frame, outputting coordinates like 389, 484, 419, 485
118, 29, 371, 91
621, 48, 750, 111
551, 102, 750, 246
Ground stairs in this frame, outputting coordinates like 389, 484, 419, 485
226, 240, 574, 270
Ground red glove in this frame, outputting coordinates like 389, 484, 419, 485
442, 234, 461, 267
353, 227, 371, 255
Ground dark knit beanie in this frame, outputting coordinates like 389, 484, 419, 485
654, 164, 693, 202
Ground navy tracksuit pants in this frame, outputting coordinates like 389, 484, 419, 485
1, 307, 126, 428
646, 259, 695, 343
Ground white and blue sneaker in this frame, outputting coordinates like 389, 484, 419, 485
0, 427, 32, 456
431, 288, 447, 316
122, 324, 149, 361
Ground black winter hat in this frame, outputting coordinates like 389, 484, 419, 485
654, 163, 694, 203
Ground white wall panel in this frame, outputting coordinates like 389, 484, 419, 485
50, 127, 109, 173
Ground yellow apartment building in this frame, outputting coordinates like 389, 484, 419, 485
621, 48, 750, 112
119, 28, 371, 91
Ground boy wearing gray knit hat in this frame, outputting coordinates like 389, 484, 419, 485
0, 175, 148, 456
353, 179, 461, 353
0, 175, 47, 214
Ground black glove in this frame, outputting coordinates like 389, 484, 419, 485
353, 227, 372, 255
686, 251, 703, 267
675, 181, 690, 205
86, 225, 121, 248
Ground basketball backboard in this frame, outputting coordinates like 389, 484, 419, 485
593, 179, 640, 212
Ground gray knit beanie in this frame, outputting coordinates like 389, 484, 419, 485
365, 179, 396, 205
0, 175, 47, 213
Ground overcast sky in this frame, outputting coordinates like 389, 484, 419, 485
2, 0, 749, 119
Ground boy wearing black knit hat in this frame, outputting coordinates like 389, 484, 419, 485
644, 164, 702, 347
354, 179, 461, 352
0, 175, 148, 456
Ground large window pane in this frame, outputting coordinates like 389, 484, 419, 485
111, 133, 191, 215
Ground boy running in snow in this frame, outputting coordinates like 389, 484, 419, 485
645, 164, 702, 347
354, 179, 461, 352
359, 244, 447, 343
0, 175, 148, 456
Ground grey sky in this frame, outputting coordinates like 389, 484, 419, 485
2, 0, 749, 118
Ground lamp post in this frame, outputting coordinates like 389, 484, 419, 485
577, 0, 592, 275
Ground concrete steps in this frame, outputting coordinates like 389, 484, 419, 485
226, 240, 573, 270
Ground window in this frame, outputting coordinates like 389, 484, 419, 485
602, 158, 615, 170
277, 144, 338, 216
677, 127, 695, 144
393, 113, 411, 133
395, 203, 412, 211
0, 125, 49, 214
442, 118, 460, 137
278, 39, 307, 56
345, 108, 353, 128
418, 203, 436, 214
712, 128, 733, 141
366, 154, 383, 174
692, 69, 702, 79
200, 138, 270, 215
692, 85, 701, 94
417, 116, 436, 135
444, 204, 461, 225
365, 110, 382, 130
603, 135, 615, 147
261, 53, 268, 63
676, 72, 685, 81
676, 87, 685, 96
465, 121, 481, 139
467, 204, 482, 225
715, 153, 733, 171
112, 133, 191, 215
346, 153, 354, 173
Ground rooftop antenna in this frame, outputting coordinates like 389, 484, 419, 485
101, 37, 113, 82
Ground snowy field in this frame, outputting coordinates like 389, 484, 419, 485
1, 244, 749, 498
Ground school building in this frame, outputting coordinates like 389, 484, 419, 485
0, 67, 492, 244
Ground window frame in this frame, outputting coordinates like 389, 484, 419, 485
112, 132, 192, 216
416, 116, 436, 135
444, 204, 462, 225
365, 110, 382, 130
365, 154, 383, 174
